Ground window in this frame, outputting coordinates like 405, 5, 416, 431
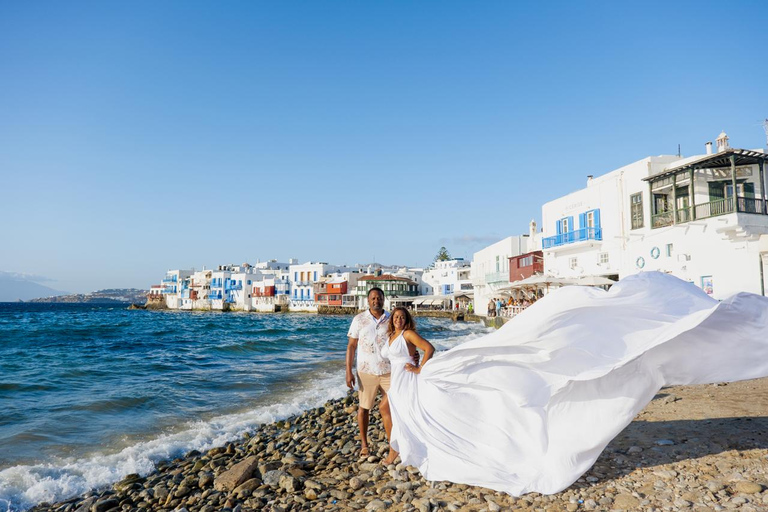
495, 256, 500, 272
599, 252, 609, 265
630, 193, 644, 229
569, 257, 578, 269
586, 211, 595, 228
666, 244, 673, 257
520, 256, 533, 267
562, 217, 570, 232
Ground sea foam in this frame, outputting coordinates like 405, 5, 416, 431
0, 372, 348, 512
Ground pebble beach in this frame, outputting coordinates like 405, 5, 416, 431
29, 377, 768, 512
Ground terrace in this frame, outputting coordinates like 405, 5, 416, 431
643, 149, 768, 229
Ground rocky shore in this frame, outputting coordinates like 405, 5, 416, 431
31, 378, 768, 512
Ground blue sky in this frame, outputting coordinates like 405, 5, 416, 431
1, 1, 767, 294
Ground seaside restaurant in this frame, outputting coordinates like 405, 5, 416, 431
643, 147, 768, 229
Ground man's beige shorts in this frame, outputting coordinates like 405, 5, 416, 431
358, 372, 391, 409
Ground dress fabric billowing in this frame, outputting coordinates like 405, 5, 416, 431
380, 272, 768, 496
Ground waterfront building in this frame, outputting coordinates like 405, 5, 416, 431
314, 271, 361, 309
422, 258, 471, 296
208, 269, 231, 311
179, 270, 213, 310
161, 269, 193, 309
288, 261, 353, 312
470, 224, 540, 316
541, 132, 768, 299
354, 273, 419, 310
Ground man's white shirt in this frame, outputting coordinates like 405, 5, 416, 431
347, 310, 391, 375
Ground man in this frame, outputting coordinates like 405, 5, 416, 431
346, 287, 392, 457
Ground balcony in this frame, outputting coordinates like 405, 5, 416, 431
225, 283, 242, 291
485, 271, 509, 284
542, 227, 603, 249
208, 292, 223, 300
651, 196, 767, 229
162, 277, 178, 284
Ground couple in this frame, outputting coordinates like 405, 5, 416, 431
345, 286, 434, 465
346, 275, 768, 496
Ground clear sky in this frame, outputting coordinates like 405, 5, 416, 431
1, 1, 767, 294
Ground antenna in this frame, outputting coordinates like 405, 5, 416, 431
763, 119, 768, 147
677, 144, 681, 157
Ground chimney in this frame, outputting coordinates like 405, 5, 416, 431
716, 131, 730, 153
529, 219, 537, 238
587, 175, 594, 185
705, 142, 713, 155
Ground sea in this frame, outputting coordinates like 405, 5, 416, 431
0, 303, 491, 511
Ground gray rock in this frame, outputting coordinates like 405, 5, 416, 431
233, 478, 262, 498
655, 439, 675, 446
213, 455, 259, 492
91, 498, 119, 512
366, 499, 387, 510
262, 469, 289, 488
412, 498, 430, 512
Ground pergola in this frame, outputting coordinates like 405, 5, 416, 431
642, 149, 768, 229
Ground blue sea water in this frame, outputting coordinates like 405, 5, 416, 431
0, 303, 490, 511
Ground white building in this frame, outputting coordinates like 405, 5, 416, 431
471, 229, 539, 316
542, 132, 768, 299
422, 259, 472, 297
162, 269, 193, 309
288, 261, 355, 311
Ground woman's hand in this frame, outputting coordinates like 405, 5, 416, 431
404, 363, 421, 374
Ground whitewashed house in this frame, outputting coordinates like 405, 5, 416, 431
288, 261, 352, 311
162, 269, 193, 309
471, 229, 539, 316
542, 132, 768, 299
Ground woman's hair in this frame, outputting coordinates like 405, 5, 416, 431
388, 306, 417, 336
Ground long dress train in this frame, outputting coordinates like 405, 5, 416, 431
380, 272, 768, 496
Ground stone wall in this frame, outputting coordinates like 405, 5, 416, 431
317, 305, 359, 315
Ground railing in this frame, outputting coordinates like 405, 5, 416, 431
737, 197, 765, 214
208, 293, 223, 300
224, 283, 242, 291
651, 211, 674, 228
500, 306, 527, 318
162, 277, 178, 284
542, 227, 602, 249
693, 197, 733, 219
485, 271, 509, 284
675, 207, 692, 224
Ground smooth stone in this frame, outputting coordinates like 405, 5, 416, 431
213, 456, 259, 492
733, 481, 763, 494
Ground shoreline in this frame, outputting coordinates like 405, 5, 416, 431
29, 378, 768, 512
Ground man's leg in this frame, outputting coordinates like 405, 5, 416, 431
357, 406, 371, 456
357, 372, 376, 456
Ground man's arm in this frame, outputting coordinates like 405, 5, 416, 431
346, 337, 358, 389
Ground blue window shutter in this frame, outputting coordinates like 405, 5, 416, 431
556, 220, 563, 235
593, 209, 601, 227
579, 212, 587, 229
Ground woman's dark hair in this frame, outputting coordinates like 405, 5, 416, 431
387, 306, 417, 336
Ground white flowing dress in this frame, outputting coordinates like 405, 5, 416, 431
380, 272, 768, 496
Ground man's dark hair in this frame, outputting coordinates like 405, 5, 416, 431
368, 287, 384, 298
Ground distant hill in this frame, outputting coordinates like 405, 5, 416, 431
27, 288, 149, 304
0, 273, 68, 302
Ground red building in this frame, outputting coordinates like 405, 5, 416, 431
509, 251, 544, 282
315, 279, 349, 306
252, 284, 276, 297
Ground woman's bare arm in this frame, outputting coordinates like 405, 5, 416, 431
403, 330, 435, 374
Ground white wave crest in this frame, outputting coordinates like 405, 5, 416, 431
0, 373, 348, 512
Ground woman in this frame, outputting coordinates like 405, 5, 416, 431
378, 272, 768, 496
380, 307, 435, 465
